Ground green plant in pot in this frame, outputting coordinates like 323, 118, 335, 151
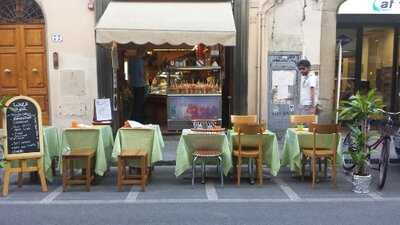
0, 96, 10, 169
339, 89, 384, 193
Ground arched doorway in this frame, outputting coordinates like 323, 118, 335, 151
336, 0, 400, 111
0, 0, 49, 124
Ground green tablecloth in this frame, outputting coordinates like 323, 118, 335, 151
60, 125, 114, 176
112, 125, 164, 165
281, 128, 342, 174
0, 126, 61, 182
227, 130, 281, 176
175, 130, 232, 177
43, 126, 61, 181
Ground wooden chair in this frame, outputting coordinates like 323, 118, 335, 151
231, 115, 258, 125
62, 148, 95, 192
232, 123, 264, 186
118, 149, 149, 191
289, 115, 317, 127
301, 123, 339, 188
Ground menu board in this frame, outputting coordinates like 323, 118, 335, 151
94, 98, 112, 121
5, 98, 41, 155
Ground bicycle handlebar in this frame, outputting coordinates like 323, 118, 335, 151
377, 109, 400, 116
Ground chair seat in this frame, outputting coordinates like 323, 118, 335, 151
303, 149, 335, 157
193, 149, 222, 157
120, 149, 147, 157
63, 149, 95, 157
233, 150, 259, 157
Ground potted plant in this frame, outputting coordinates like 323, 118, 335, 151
339, 89, 384, 193
0, 96, 10, 169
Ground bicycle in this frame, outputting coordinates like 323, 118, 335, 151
342, 109, 400, 189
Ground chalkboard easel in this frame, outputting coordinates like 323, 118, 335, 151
2, 96, 48, 196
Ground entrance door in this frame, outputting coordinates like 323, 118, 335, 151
0, 1, 49, 124
337, 26, 398, 111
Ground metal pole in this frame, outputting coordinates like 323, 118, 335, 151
335, 41, 343, 124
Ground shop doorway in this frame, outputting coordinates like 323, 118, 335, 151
0, 0, 49, 124
336, 10, 400, 112
115, 44, 231, 131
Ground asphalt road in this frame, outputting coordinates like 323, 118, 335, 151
1, 165, 400, 225
2, 201, 400, 225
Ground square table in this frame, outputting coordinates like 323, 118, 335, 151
227, 129, 281, 176
175, 129, 232, 177
281, 128, 342, 174
112, 125, 165, 165
60, 125, 114, 176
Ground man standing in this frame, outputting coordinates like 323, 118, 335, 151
128, 49, 146, 123
297, 59, 318, 115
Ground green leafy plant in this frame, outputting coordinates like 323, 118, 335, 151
339, 89, 384, 176
0, 96, 10, 169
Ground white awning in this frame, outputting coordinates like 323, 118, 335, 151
95, 1, 236, 46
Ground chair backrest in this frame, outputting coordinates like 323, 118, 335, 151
308, 123, 339, 154
235, 123, 263, 154
289, 115, 317, 127
63, 128, 100, 151
231, 115, 258, 125
120, 128, 154, 153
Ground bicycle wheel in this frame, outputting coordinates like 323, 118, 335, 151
378, 139, 390, 189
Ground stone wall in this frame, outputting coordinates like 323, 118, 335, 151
248, 0, 346, 123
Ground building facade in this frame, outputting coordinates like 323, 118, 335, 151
0, 0, 98, 128
247, 0, 345, 128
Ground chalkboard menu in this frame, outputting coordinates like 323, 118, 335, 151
5, 97, 41, 155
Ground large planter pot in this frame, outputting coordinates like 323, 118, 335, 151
352, 174, 372, 194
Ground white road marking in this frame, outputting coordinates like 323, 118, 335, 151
2, 197, 400, 205
40, 186, 63, 204
274, 178, 301, 201
125, 186, 139, 202
205, 182, 218, 201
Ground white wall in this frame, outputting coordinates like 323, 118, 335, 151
36, 0, 98, 128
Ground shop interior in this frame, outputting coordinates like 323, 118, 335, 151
116, 43, 228, 131
336, 14, 400, 111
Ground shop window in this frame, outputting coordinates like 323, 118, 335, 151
336, 28, 358, 100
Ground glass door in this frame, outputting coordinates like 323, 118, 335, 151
361, 27, 395, 110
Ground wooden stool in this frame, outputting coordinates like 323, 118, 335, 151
62, 149, 95, 192
117, 150, 148, 192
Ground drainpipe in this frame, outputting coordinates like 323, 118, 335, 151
256, 0, 278, 123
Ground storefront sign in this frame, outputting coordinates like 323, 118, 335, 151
339, 0, 400, 14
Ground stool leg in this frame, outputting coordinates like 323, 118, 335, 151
62, 158, 68, 192
117, 157, 122, 192
192, 156, 197, 186
85, 156, 91, 192
201, 158, 206, 184
140, 156, 146, 192
218, 156, 224, 188
237, 157, 242, 186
